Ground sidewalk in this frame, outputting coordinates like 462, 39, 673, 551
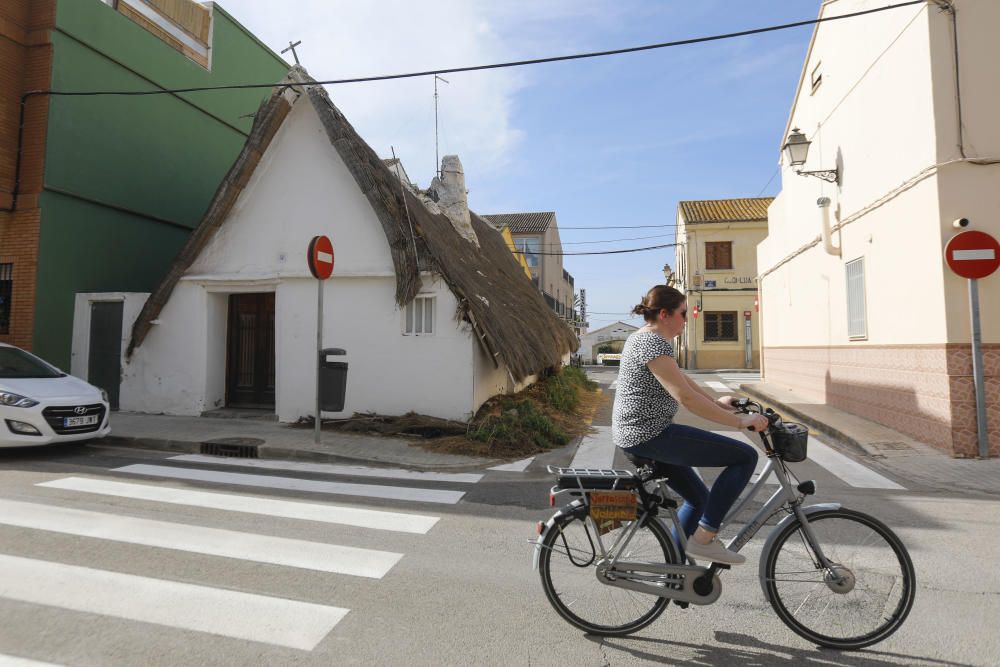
98, 412, 499, 471
740, 380, 1000, 496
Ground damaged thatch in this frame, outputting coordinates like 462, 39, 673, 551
128, 66, 576, 383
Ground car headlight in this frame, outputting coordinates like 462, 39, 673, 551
100, 389, 109, 404
0, 391, 39, 408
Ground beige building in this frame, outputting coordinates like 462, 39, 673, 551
675, 198, 771, 370
759, 0, 1000, 457
481, 212, 579, 325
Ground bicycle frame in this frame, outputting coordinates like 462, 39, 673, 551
544, 429, 843, 604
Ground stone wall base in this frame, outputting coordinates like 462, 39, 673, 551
763, 344, 999, 458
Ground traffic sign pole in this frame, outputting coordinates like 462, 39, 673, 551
307, 235, 335, 445
969, 279, 989, 458
944, 229, 998, 458
316, 277, 324, 444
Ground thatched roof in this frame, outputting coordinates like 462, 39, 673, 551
127, 66, 576, 382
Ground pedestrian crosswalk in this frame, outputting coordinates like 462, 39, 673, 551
0, 453, 479, 659
699, 372, 761, 392
712, 430, 905, 490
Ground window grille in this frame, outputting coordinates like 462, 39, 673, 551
705, 242, 733, 270
404, 296, 435, 335
845, 258, 867, 339
0, 263, 11, 335
704, 311, 738, 342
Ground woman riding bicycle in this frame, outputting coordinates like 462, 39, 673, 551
612, 285, 768, 565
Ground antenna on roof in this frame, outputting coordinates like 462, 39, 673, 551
281, 40, 303, 65
434, 75, 449, 179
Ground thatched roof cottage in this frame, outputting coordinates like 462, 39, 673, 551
92, 66, 576, 422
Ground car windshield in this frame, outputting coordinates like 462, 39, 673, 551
0, 347, 63, 378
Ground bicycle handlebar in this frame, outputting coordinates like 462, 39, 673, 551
729, 397, 784, 432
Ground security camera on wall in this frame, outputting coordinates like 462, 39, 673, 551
953, 218, 970, 229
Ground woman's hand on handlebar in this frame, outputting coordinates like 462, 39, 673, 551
739, 413, 770, 432
716, 395, 739, 410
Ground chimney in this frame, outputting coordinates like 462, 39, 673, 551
429, 155, 479, 247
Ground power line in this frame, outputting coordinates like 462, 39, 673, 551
25, 2, 923, 98
545, 233, 675, 246
557, 223, 678, 230
756, 166, 780, 196
532, 242, 678, 256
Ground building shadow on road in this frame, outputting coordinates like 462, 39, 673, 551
594, 630, 974, 667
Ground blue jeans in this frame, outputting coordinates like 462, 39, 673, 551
623, 424, 758, 534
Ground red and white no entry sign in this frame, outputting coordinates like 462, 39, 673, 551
308, 235, 334, 280
945, 230, 1000, 280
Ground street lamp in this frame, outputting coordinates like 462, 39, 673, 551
662, 263, 675, 287
783, 128, 839, 184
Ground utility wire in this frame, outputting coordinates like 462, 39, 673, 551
25, 1, 923, 98
557, 223, 678, 229
532, 242, 678, 256
544, 233, 675, 246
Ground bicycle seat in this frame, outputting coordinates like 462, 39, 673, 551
622, 451, 670, 481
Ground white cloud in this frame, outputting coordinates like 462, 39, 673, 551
218, 0, 544, 187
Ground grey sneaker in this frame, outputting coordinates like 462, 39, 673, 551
685, 538, 746, 565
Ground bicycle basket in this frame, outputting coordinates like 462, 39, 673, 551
771, 422, 808, 462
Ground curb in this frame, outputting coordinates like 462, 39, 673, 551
737, 384, 875, 459
94, 435, 500, 472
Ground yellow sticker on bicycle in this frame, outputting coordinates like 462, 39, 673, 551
589, 491, 637, 521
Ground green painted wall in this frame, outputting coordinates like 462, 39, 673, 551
35, 0, 287, 367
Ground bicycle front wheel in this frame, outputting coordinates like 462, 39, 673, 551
762, 508, 915, 650
539, 513, 680, 636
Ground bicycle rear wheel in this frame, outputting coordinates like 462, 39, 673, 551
539, 513, 679, 636
762, 508, 915, 649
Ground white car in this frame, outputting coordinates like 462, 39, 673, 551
0, 343, 111, 448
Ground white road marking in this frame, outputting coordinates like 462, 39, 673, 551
168, 454, 483, 484
808, 438, 906, 490
0, 655, 64, 667
609, 380, 618, 389
570, 425, 616, 470
0, 554, 348, 651
488, 457, 534, 472
0, 499, 402, 579
38, 477, 439, 534
711, 431, 777, 485
113, 464, 465, 504
705, 381, 731, 392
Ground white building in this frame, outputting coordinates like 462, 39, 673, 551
759, 0, 1000, 457
578, 321, 638, 363
72, 67, 576, 423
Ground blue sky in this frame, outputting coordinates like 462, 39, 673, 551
224, 0, 817, 329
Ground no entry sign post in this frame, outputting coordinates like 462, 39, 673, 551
308, 235, 335, 444
945, 230, 1000, 458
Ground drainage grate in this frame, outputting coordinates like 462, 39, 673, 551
199, 437, 263, 458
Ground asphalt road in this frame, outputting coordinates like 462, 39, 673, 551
0, 367, 996, 666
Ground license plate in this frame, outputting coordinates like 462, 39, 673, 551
64, 414, 98, 427
589, 490, 637, 521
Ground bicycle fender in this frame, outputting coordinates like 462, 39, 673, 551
532, 500, 588, 570
757, 503, 841, 584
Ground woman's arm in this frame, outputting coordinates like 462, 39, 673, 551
647, 355, 746, 428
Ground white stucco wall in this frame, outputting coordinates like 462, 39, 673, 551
117, 94, 500, 422
758, 0, 949, 348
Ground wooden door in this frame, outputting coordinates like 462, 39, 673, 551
226, 293, 275, 408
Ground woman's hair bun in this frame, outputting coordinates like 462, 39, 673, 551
631, 303, 648, 316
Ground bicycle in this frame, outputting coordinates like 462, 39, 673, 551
532, 398, 915, 650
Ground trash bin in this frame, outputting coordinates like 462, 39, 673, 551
318, 348, 348, 412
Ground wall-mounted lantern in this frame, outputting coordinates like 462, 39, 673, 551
783, 128, 839, 184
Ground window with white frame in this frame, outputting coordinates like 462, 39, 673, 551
845, 257, 867, 339
404, 296, 435, 335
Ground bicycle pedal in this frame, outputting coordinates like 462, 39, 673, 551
672, 600, 689, 609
